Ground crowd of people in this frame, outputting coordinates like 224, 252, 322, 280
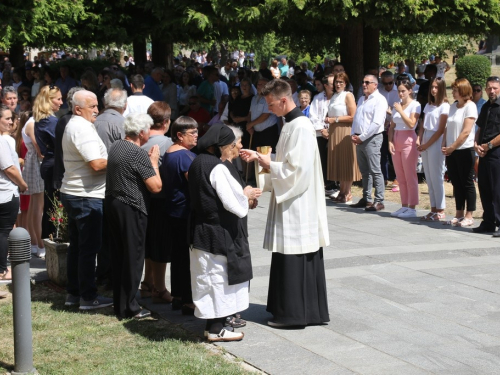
0, 49, 499, 341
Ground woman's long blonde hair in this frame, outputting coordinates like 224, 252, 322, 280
33, 85, 61, 121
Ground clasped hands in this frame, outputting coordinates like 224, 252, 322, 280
239, 148, 272, 169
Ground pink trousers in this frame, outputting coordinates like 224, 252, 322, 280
393, 130, 419, 206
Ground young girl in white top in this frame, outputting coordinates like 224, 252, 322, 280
417, 78, 449, 221
442, 78, 477, 227
388, 81, 421, 218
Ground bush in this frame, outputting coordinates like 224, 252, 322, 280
455, 55, 491, 86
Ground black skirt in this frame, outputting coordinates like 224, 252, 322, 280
266, 248, 330, 325
145, 197, 170, 263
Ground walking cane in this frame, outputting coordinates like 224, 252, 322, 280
246, 132, 254, 184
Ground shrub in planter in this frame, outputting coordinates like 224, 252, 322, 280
455, 55, 491, 86
44, 194, 69, 286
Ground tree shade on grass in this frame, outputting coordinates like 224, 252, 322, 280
0, 284, 250, 375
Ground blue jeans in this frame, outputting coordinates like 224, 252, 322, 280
60, 193, 103, 301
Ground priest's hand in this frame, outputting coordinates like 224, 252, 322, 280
256, 148, 272, 169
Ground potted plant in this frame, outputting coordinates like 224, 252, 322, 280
43, 194, 69, 286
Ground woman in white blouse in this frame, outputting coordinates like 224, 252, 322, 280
323, 72, 358, 203
442, 78, 477, 227
388, 81, 421, 218
417, 78, 449, 221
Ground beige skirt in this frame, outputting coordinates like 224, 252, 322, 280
327, 123, 361, 182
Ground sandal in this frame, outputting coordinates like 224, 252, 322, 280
421, 212, 434, 221
460, 218, 474, 227
225, 313, 246, 328
152, 288, 173, 304
444, 217, 464, 226
140, 281, 153, 298
428, 212, 446, 221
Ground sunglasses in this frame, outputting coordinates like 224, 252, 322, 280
382, 81, 394, 86
49, 84, 56, 90
487, 76, 500, 82
473, 89, 482, 93
362, 81, 377, 85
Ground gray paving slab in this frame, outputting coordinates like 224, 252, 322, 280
23, 191, 500, 374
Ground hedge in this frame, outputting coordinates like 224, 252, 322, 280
455, 55, 491, 86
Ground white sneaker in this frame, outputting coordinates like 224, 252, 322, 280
391, 207, 408, 217
36, 247, 46, 258
207, 328, 244, 342
398, 208, 417, 218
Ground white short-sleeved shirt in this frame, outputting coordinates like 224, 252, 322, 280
0, 136, 21, 203
392, 100, 421, 130
446, 101, 477, 150
61, 115, 108, 198
423, 103, 450, 131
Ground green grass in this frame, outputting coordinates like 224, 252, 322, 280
0, 284, 250, 375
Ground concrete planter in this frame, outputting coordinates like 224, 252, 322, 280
43, 239, 68, 286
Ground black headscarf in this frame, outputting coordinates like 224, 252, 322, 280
197, 123, 235, 155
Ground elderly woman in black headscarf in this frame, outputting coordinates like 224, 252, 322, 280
188, 123, 261, 342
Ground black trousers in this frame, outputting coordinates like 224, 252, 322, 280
478, 146, 500, 228
40, 160, 56, 239
317, 136, 328, 185
0, 195, 19, 272
168, 216, 192, 304
446, 148, 476, 211
105, 196, 147, 318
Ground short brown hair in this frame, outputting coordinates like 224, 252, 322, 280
261, 79, 291, 99
334, 72, 350, 91
171, 116, 198, 143
147, 101, 171, 130
451, 78, 473, 100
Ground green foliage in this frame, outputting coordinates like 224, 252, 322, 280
379, 32, 477, 67
455, 55, 491, 86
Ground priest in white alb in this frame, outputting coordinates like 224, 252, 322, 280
240, 79, 330, 328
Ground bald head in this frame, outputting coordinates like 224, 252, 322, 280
72, 90, 99, 123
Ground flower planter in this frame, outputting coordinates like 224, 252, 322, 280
43, 239, 69, 286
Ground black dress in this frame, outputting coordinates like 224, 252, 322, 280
231, 95, 254, 149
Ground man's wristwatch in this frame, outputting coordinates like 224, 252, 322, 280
335, 117, 339, 123
488, 141, 494, 150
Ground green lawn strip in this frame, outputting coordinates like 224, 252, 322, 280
0, 284, 249, 375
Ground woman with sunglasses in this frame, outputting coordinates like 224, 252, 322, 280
417, 78, 449, 221
34, 85, 63, 243
442, 78, 477, 227
388, 81, 421, 218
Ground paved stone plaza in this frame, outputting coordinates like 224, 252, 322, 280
29, 192, 500, 374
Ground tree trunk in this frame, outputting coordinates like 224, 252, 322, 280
340, 23, 364, 97
363, 26, 380, 73
220, 42, 229, 66
9, 42, 25, 68
151, 35, 174, 69
408, 59, 416, 77
133, 38, 147, 66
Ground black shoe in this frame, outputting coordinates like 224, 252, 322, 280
472, 225, 495, 233
493, 230, 500, 237
348, 198, 367, 208
133, 308, 151, 319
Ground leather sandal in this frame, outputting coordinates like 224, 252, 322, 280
225, 313, 246, 328
152, 288, 173, 304
140, 281, 153, 298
